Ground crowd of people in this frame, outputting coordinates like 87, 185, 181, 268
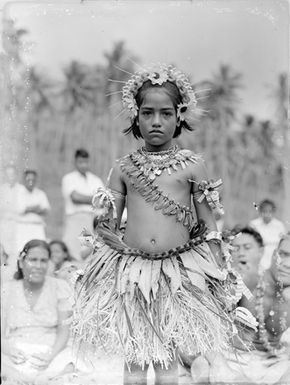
1, 63, 290, 385
1, 149, 105, 384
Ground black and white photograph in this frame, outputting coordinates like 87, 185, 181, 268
1, 1, 290, 384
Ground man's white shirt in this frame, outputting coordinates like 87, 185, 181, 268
250, 217, 286, 249
250, 217, 286, 270
62, 170, 104, 216
18, 186, 50, 225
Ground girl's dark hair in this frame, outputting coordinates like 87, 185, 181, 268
14, 239, 51, 280
49, 239, 73, 261
231, 225, 264, 248
123, 80, 194, 139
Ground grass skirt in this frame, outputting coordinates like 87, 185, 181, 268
72, 240, 237, 368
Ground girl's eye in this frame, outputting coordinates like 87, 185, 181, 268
141, 111, 152, 116
162, 111, 173, 117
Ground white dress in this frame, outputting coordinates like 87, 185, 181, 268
1, 276, 73, 382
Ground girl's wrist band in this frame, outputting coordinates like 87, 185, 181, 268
206, 231, 222, 242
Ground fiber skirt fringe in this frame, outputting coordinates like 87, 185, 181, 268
72, 240, 236, 368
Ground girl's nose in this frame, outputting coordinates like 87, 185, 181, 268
152, 113, 161, 126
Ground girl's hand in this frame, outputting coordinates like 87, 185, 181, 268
30, 352, 53, 370
10, 348, 27, 364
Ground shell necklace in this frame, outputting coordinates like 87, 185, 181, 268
131, 145, 198, 180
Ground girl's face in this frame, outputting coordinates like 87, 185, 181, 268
138, 88, 177, 151
50, 243, 67, 268
20, 246, 50, 284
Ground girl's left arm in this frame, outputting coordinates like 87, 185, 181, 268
191, 160, 224, 266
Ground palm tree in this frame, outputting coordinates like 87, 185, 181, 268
1, 18, 28, 171
60, 61, 104, 112
104, 41, 138, 169
53, 60, 105, 163
198, 64, 243, 223
104, 41, 136, 97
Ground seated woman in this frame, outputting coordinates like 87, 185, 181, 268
198, 228, 290, 384
48, 239, 81, 284
1, 239, 74, 385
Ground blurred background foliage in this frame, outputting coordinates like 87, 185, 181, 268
1, 19, 289, 238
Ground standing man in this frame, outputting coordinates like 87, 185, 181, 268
250, 199, 286, 270
0, 164, 23, 259
62, 149, 104, 260
16, 169, 51, 253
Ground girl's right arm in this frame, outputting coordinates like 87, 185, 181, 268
107, 162, 127, 229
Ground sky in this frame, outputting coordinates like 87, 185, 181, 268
1, 0, 289, 120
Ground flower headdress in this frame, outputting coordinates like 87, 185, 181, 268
122, 64, 198, 124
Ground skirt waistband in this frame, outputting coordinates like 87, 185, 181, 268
118, 235, 206, 260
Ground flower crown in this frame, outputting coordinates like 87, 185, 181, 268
122, 64, 198, 124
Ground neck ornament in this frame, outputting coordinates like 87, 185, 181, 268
120, 150, 200, 231
131, 146, 199, 181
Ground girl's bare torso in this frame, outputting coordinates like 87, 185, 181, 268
120, 162, 199, 253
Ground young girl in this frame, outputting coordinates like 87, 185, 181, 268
73, 64, 256, 384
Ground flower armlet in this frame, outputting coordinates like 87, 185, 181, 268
192, 179, 224, 214
92, 187, 117, 219
205, 231, 223, 242
109, 188, 126, 201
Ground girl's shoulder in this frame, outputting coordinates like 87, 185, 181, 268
108, 156, 128, 181
177, 148, 203, 164
176, 149, 205, 175
116, 152, 132, 165
113, 152, 135, 177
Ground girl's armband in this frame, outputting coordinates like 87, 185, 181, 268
109, 188, 126, 201
92, 187, 118, 219
205, 231, 223, 242
192, 179, 224, 214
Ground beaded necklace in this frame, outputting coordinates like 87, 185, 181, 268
255, 274, 285, 357
131, 145, 200, 181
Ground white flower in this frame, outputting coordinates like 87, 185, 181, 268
122, 64, 198, 124
177, 103, 188, 121
148, 70, 168, 85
